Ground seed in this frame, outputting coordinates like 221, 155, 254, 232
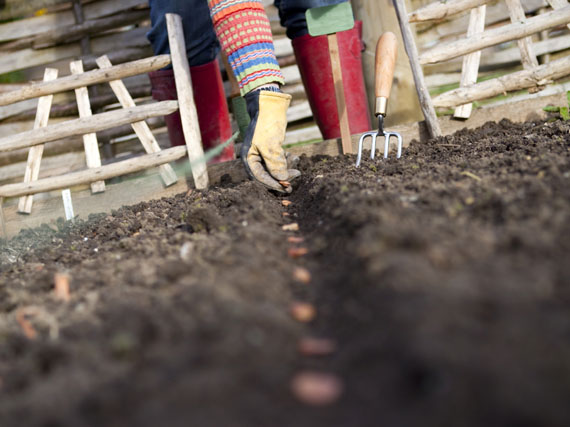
288, 247, 308, 258
282, 223, 299, 231
290, 302, 316, 323
292, 267, 311, 284
54, 273, 71, 302
288, 236, 305, 244
291, 371, 343, 406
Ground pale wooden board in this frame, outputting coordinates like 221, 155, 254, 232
0, 0, 147, 41
96, 55, 178, 187
0, 151, 87, 184
70, 60, 105, 194
18, 68, 59, 214
166, 13, 208, 190
0, 27, 151, 75
327, 33, 353, 154
505, 0, 539, 71
394, 0, 442, 138
419, 6, 570, 65
414, 0, 548, 49
454, 6, 486, 119
0, 101, 178, 152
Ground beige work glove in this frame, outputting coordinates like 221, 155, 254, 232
241, 90, 301, 193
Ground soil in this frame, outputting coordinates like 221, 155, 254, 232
1, 118, 569, 427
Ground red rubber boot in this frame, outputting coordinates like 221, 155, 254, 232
148, 59, 234, 163
292, 21, 371, 140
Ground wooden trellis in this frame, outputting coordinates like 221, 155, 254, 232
394, 0, 570, 138
0, 13, 207, 238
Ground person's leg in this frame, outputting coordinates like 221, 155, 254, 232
207, 0, 299, 192
147, 0, 234, 162
148, 0, 219, 66
208, 0, 284, 95
275, 0, 371, 139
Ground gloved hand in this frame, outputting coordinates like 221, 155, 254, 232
241, 89, 301, 193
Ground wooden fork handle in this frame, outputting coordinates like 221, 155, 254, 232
374, 32, 398, 117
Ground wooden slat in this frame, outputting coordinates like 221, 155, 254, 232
4, 9, 150, 51
432, 55, 570, 107
414, 0, 548, 51
409, 0, 491, 23
70, 60, 105, 194
454, 6, 486, 119
96, 55, 178, 187
480, 33, 570, 66
17, 69, 59, 214
505, 0, 540, 70
0, 101, 179, 153
546, 0, 570, 29
0, 0, 147, 41
328, 34, 352, 154
0, 146, 188, 199
0, 26, 152, 76
393, 0, 442, 138
0, 55, 170, 107
166, 13, 209, 190
419, 5, 570, 65
0, 197, 6, 239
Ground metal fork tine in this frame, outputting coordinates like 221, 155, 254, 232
356, 130, 404, 167
356, 132, 371, 167
370, 133, 378, 160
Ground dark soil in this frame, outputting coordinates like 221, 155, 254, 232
1, 119, 569, 427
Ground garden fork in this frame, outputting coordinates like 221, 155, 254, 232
356, 32, 403, 167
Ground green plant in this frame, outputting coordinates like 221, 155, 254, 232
543, 91, 570, 121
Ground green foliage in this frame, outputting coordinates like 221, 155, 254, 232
0, 70, 25, 84
542, 91, 570, 120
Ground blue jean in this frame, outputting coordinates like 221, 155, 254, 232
147, 0, 220, 66
147, 0, 347, 65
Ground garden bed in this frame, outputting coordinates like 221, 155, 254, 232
1, 118, 569, 426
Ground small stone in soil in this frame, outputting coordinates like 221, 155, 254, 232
292, 267, 311, 284
287, 236, 304, 243
298, 337, 337, 356
290, 302, 316, 323
291, 371, 343, 406
282, 200, 293, 207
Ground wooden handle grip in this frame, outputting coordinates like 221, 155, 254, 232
374, 32, 398, 115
